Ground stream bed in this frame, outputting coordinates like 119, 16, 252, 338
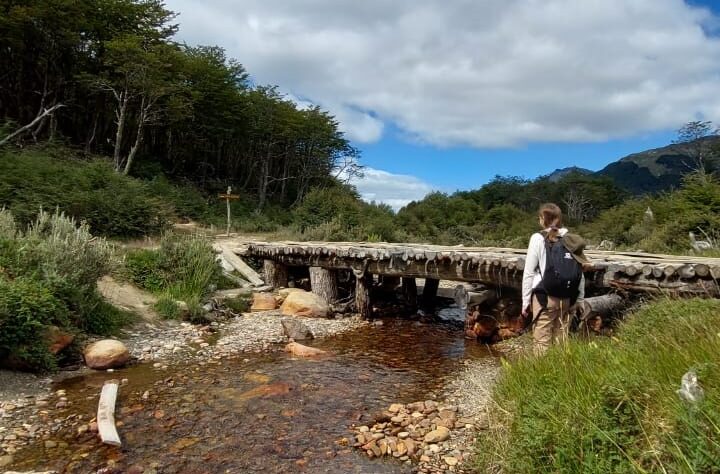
7, 319, 497, 473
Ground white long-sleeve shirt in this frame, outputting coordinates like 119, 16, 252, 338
521, 228, 585, 310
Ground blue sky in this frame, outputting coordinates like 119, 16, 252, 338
167, 0, 720, 208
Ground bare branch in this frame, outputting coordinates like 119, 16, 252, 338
0, 104, 65, 147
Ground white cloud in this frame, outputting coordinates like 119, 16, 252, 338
166, 0, 720, 147
349, 168, 434, 211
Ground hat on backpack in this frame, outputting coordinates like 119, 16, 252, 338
562, 233, 592, 267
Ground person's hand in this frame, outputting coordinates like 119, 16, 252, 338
521, 306, 530, 317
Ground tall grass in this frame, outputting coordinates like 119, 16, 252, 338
124, 232, 222, 318
475, 298, 720, 474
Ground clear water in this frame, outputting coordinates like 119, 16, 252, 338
9, 319, 496, 473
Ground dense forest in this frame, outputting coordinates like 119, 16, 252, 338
1, 0, 719, 257
0, 0, 360, 209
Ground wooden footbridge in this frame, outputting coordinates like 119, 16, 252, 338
229, 240, 720, 318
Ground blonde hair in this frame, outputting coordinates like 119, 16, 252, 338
539, 203, 562, 241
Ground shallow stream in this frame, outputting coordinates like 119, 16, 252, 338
9, 319, 496, 473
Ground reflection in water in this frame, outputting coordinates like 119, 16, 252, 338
10, 319, 495, 473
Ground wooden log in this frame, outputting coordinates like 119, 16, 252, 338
309, 267, 339, 304
422, 278, 440, 308
694, 264, 709, 278
355, 272, 371, 319
263, 259, 288, 288
678, 264, 696, 279
652, 266, 665, 279
402, 277, 417, 309
578, 294, 626, 320
97, 380, 121, 447
222, 271, 251, 287
215, 244, 264, 286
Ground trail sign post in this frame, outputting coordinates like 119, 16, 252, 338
219, 186, 240, 236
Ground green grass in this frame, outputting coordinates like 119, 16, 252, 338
475, 298, 720, 474
124, 232, 222, 319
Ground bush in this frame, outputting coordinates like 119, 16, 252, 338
0, 147, 173, 237
125, 232, 222, 301
153, 295, 181, 320
0, 209, 127, 371
475, 298, 720, 474
0, 277, 68, 371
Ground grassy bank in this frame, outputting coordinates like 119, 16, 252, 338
475, 298, 720, 473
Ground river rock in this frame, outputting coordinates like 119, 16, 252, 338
44, 326, 74, 354
0, 454, 14, 468
251, 293, 278, 311
83, 340, 130, 369
285, 342, 327, 357
423, 426, 450, 443
280, 290, 328, 318
281, 319, 314, 341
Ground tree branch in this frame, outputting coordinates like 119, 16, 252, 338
0, 104, 65, 147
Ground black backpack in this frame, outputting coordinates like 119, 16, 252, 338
540, 234, 583, 300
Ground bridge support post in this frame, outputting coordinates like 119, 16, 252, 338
310, 266, 339, 304
355, 272, 372, 319
422, 278, 440, 309
263, 259, 288, 288
402, 277, 417, 310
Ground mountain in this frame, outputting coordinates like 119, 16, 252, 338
596, 136, 720, 194
545, 166, 593, 182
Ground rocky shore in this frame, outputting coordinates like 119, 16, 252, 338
347, 353, 502, 474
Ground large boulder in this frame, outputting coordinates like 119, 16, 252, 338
285, 342, 327, 358
251, 292, 278, 311
281, 319, 314, 341
280, 290, 328, 318
84, 340, 130, 370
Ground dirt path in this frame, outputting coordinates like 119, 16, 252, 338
97, 275, 158, 321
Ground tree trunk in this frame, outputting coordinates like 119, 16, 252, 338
310, 267, 339, 304
264, 260, 288, 288
355, 272, 371, 319
123, 97, 146, 175
402, 277, 417, 309
422, 278, 440, 309
113, 91, 129, 172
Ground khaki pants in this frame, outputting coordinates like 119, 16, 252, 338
532, 294, 571, 355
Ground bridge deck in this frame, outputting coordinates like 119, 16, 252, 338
240, 240, 720, 298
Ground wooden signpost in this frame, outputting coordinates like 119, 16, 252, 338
219, 186, 240, 236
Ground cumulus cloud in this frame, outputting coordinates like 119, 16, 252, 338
166, 0, 720, 147
348, 168, 434, 211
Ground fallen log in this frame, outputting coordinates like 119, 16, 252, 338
215, 244, 264, 286
97, 380, 121, 447
578, 294, 626, 320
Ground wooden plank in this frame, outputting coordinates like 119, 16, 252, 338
215, 244, 264, 286
98, 380, 121, 447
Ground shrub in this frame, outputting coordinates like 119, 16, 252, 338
0, 277, 68, 371
153, 295, 181, 320
124, 249, 165, 292
0, 209, 128, 371
125, 232, 222, 302
475, 298, 720, 474
224, 295, 250, 314
0, 147, 173, 237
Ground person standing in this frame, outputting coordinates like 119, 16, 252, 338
521, 203, 589, 355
